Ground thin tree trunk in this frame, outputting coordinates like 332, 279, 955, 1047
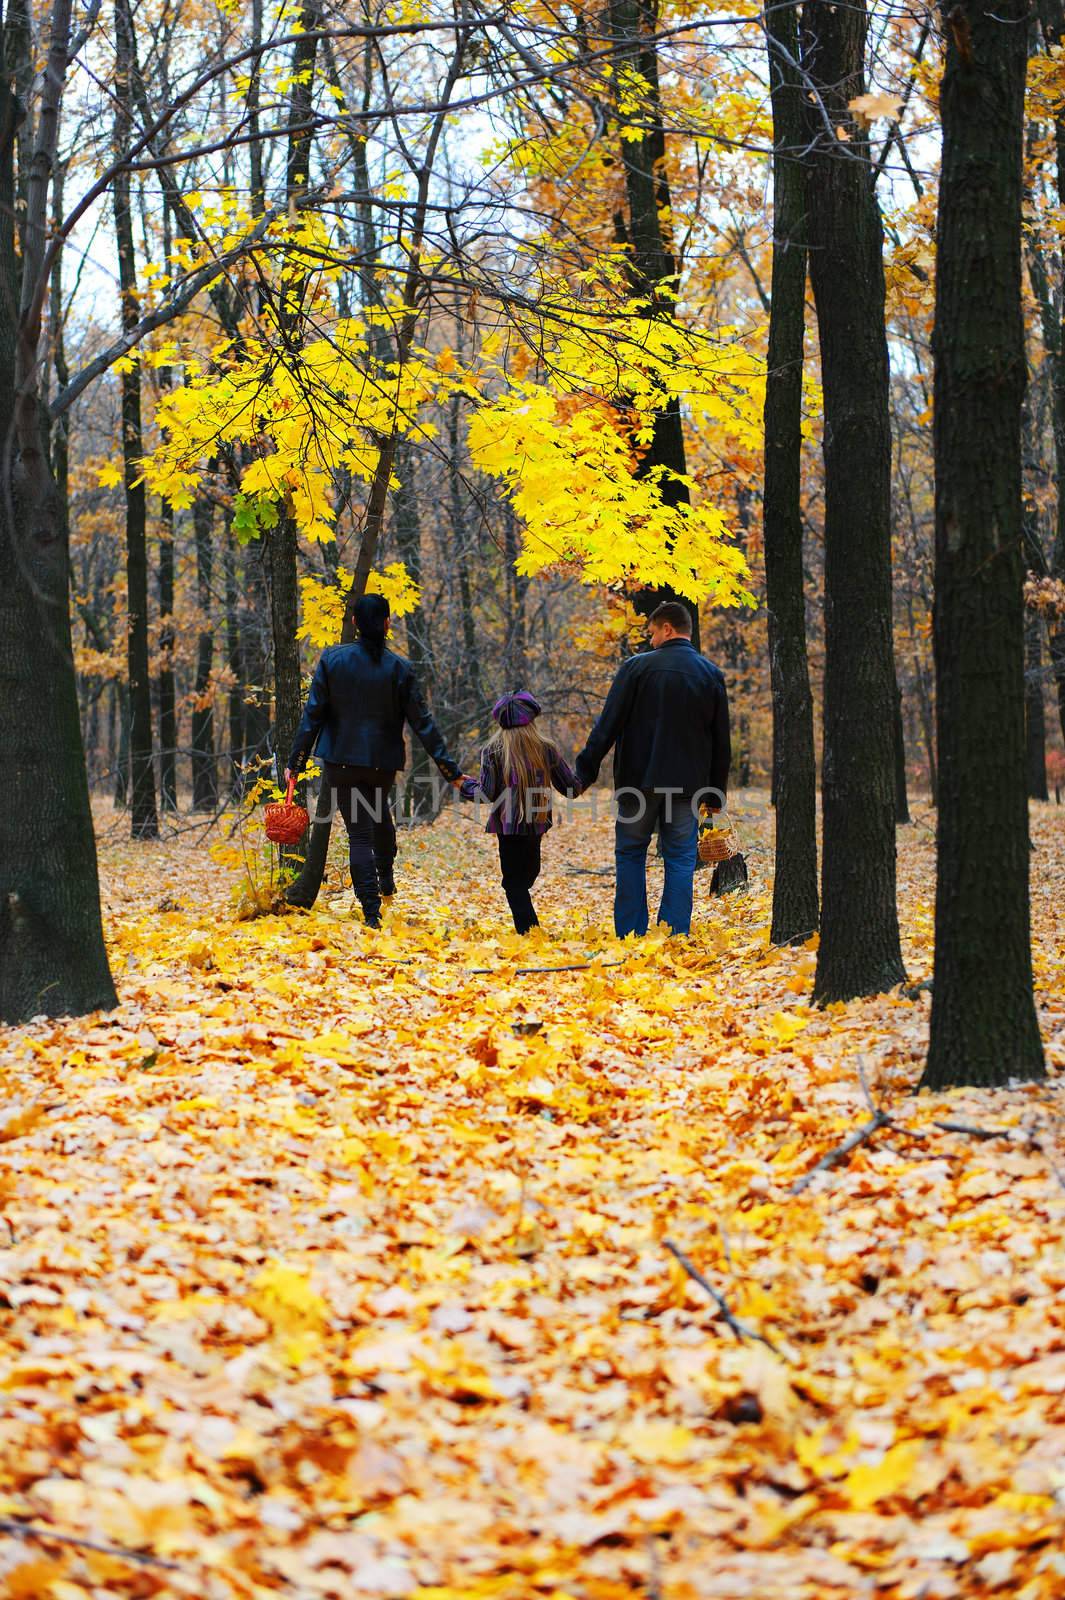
157, 497, 178, 810
393, 437, 436, 818
894, 678, 911, 823
924, 0, 1044, 1087
1026, 613, 1049, 799
191, 490, 218, 811
265, 0, 321, 851
763, 0, 819, 945
242, 545, 272, 764
502, 498, 529, 686
802, 0, 906, 1001
1034, 0, 1065, 749
607, 0, 699, 648
113, 685, 129, 807
156, 200, 177, 811
223, 508, 245, 790
448, 392, 483, 715
113, 0, 157, 839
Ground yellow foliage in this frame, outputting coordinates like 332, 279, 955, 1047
297, 562, 421, 649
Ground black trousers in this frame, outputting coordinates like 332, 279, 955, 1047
498, 834, 542, 934
326, 766, 396, 926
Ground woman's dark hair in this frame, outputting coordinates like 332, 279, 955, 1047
352, 593, 390, 660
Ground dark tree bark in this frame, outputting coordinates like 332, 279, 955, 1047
1026, 614, 1049, 799
114, 0, 157, 839
393, 437, 436, 818
112, 683, 129, 806
157, 496, 178, 810
894, 678, 911, 823
191, 491, 218, 811
448, 392, 483, 716
763, 0, 819, 945
222, 508, 246, 789
502, 498, 529, 686
155, 201, 177, 812
1033, 0, 1065, 749
607, 0, 699, 649
923, 0, 1044, 1087
0, 0, 116, 1021
267, 513, 303, 786
242, 544, 272, 764
1022, 483, 1049, 801
264, 0, 321, 856
801, 0, 906, 1002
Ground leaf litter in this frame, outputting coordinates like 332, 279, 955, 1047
1, 794, 1064, 1599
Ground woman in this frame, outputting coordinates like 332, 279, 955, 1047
285, 594, 462, 927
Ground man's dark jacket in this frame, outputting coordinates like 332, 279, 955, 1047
287, 641, 461, 780
575, 638, 731, 801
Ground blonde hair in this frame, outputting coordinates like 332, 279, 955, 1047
487, 722, 554, 825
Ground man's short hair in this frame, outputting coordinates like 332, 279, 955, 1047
649, 600, 693, 636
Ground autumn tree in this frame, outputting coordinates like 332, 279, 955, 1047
113, 0, 158, 839
802, 0, 906, 1002
762, 0, 818, 946
923, 0, 1045, 1087
0, 0, 116, 1022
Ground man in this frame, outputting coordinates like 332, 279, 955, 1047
575, 600, 731, 938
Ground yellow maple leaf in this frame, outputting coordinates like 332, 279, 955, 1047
843, 1440, 920, 1510
620, 1419, 697, 1464
250, 1263, 327, 1339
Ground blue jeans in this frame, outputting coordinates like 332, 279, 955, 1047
615, 790, 698, 937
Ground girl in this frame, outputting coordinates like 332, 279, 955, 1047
460, 691, 581, 934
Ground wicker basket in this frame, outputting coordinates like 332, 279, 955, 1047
264, 776, 309, 845
697, 814, 737, 866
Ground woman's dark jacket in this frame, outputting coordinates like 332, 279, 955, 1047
575, 638, 731, 802
287, 641, 461, 780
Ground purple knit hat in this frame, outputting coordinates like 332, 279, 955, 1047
492, 690, 541, 729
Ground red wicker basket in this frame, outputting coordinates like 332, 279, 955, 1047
264, 775, 309, 845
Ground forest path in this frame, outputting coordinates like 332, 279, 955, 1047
1, 794, 1064, 1598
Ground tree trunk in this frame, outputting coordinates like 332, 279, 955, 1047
114, 0, 158, 839
923, 0, 1044, 1087
156, 201, 178, 812
607, 0, 699, 649
191, 491, 218, 811
223, 508, 246, 790
1026, 613, 1049, 799
157, 495, 178, 810
1034, 0, 1065, 750
394, 437, 436, 819
763, 0, 819, 945
242, 543, 272, 765
802, 0, 906, 1001
894, 678, 911, 823
502, 498, 529, 686
0, 0, 116, 1022
448, 392, 483, 717
265, 0, 321, 852
113, 685, 129, 807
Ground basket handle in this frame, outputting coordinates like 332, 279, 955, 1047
285, 774, 296, 805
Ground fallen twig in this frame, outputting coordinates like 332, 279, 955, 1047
0, 1515, 184, 1571
790, 1109, 892, 1195
663, 1238, 778, 1351
931, 1119, 1015, 1141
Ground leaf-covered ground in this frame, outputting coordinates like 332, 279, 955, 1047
2, 793, 1065, 1600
